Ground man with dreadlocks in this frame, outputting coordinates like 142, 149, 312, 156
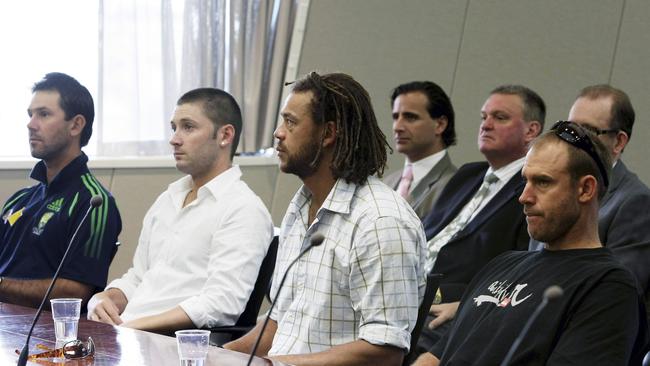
225, 72, 427, 365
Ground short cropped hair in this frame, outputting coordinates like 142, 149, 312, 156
177, 88, 242, 159
289, 71, 390, 184
577, 84, 635, 141
390, 81, 456, 147
32, 72, 95, 147
534, 126, 612, 200
490, 84, 546, 130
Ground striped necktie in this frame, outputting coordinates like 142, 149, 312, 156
424, 172, 499, 273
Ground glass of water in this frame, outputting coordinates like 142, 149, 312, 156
50, 298, 82, 346
175, 329, 210, 366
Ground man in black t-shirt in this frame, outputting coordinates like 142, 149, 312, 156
413, 121, 649, 365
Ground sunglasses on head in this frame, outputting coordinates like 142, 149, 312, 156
550, 120, 609, 188
575, 123, 619, 136
15, 337, 95, 360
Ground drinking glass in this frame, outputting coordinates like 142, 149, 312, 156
175, 329, 210, 366
50, 298, 81, 345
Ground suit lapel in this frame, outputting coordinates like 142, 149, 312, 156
409, 153, 452, 207
452, 173, 524, 242
436, 169, 486, 228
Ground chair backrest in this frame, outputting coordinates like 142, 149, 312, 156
403, 273, 444, 366
234, 235, 279, 327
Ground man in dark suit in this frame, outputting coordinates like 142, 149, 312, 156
414, 85, 545, 359
566, 85, 650, 324
384, 81, 457, 219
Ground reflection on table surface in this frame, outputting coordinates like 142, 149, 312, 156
0, 302, 281, 365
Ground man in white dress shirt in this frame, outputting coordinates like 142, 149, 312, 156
87, 88, 273, 334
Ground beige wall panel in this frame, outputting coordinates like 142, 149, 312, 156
609, 0, 650, 184
90, 168, 115, 190
270, 172, 303, 226
239, 165, 279, 213
297, 0, 468, 175
107, 168, 182, 282
0, 170, 32, 202
450, 0, 623, 165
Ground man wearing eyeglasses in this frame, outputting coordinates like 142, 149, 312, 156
533, 85, 650, 326
414, 122, 649, 365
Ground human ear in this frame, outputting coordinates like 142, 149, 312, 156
218, 124, 235, 146
69, 115, 86, 138
434, 116, 448, 135
322, 121, 337, 147
577, 175, 598, 203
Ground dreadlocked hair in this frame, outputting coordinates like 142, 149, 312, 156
288, 72, 391, 184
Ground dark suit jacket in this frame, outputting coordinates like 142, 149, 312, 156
600, 160, 650, 325
422, 161, 529, 302
599, 161, 650, 250
384, 152, 457, 219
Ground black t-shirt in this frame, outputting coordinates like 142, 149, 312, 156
432, 248, 649, 365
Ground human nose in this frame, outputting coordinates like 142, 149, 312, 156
27, 115, 37, 131
518, 182, 534, 205
481, 116, 494, 130
169, 130, 181, 146
274, 123, 285, 141
393, 117, 405, 132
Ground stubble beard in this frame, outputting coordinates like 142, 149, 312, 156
530, 200, 580, 245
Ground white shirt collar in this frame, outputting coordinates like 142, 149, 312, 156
168, 165, 242, 207
405, 149, 447, 191
486, 156, 525, 184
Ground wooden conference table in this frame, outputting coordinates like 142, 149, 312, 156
0, 302, 285, 365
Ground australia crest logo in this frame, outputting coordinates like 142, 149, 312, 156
32, 212, 55, 236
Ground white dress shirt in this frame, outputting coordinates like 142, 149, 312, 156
107, 165, 273, 328
268, 176, 427, 354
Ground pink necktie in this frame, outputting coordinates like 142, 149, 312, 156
397, 164, 413, 198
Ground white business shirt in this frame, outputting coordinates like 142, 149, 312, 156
107, 166, 273, 328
